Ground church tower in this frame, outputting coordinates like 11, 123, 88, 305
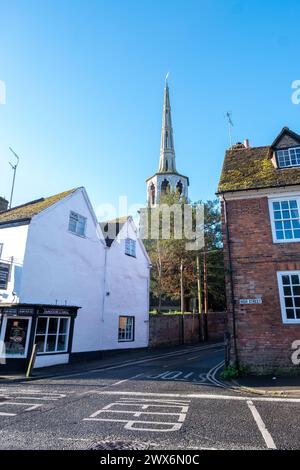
146, 79, 189, 206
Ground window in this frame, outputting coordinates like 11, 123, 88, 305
1, 318, 31, 357
0, 262, 10, 289
270, 199, 300, 242
34, 317, 70, 354
277, 147, 300, 168
0, 243, 3, 259
68, 211, 86, 236
118, 316, 134, 342
125, 238, 136, 257
278, 272, 300, 323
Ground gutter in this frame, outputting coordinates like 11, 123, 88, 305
216, 181, 300, 197
222, 194, 239, 369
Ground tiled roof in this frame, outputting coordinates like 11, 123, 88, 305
0, 188, 77, 225
217, 146, 300, 193
99, 216, 129, 247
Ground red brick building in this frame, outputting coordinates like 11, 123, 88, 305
218, 128, 300, 373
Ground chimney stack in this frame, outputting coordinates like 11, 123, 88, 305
0, 197, 9, 213
244, 139, 250, 148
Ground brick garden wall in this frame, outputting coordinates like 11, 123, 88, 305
149, 312, 226, 348
222, 196, 300, 373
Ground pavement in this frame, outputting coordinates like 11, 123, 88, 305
0, 342, 299, 450
233, 375, 300, 397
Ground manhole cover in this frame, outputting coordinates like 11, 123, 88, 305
91, 440, 150, 450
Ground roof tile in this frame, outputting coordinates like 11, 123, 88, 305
0, 188, 77, 224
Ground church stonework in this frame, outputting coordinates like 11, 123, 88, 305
146, 81, 189, 206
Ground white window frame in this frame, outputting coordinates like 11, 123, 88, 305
277, 271, 300, 324
277, 147, 300, 168
34, 316, 70, 355
268, 195, 300, 244
0, 262, 10, 290
0, 316, 32, 358
68, 211, 87, 237
125, 238, 136, 258
118, 316, 135, 342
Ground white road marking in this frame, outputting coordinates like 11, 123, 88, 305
112, 373, 143, 386
183, 372, 194, 379
90, 390, 300, 403
247, 400, 277, 449
0, 402, 42, 412
84, 398, 191, 432
120, 398, 190, 405
143, 369, 217, 385
187, 355, 203, 361
0, 388, 68, 418
0, 395, 63, 401
84, 417, 184, 432
0, 389, 67, 400
206, 361, 227, 388
58, 437, 93, 442
43, 343, 223, 380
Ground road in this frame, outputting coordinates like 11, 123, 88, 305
0, 342, 299, 450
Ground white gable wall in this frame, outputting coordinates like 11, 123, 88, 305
20, 189, 106, 353
0, 224, 29, 303
101, 219, 150, 350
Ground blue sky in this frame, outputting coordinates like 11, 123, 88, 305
1, 0, 300, 218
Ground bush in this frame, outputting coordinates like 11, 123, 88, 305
221, 364, 250, 380
221, 365, 239, 380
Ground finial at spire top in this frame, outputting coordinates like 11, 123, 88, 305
165, 72, 170, 86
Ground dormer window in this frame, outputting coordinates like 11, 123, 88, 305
277, 147, 300, 168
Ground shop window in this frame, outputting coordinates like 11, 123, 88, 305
2, 318, 31, 357
34, 317, 70, 354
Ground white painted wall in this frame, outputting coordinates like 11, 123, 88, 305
20, 189, 106, 354
0, 224, 29, 303
101, 219, 150, 350
0, 189, 151, 369
34, 353, 70, 369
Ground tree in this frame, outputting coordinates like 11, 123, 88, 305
144, 193, 226, 312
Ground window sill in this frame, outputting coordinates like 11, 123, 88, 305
125, 253, 136, 258
67, 230, 86, 239
36, 350, 68, 355
273, 238, 300, 244
282, 320, 300, 325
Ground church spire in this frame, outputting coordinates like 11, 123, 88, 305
158, 79, 177, 173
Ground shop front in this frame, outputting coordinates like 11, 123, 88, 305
0, 304, 79, 373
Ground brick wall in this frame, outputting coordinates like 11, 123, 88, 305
222, 196, 300, 373
149, 312, 226, 348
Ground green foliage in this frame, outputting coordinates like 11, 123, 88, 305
221, 364, 240, 380
221, 364, 250, 380
144, 191, 226, 312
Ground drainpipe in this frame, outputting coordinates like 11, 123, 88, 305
223, 194, 239, 369
101, 246, 108, 323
